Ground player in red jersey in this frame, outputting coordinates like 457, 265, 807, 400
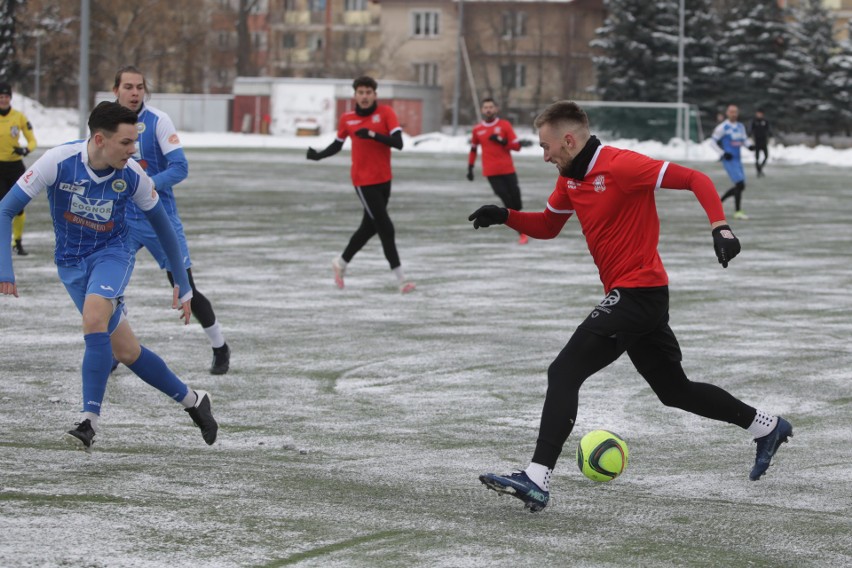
470, 101, 792, 512
467, 98, 530, 244
306, 76, 414, 294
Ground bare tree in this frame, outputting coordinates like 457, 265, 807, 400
236, 0, 261, 76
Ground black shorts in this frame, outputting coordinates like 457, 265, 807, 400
0, 160, 26, 199
578, 286, 682, 361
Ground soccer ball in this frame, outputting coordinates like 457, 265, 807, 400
576, 430, 629, 482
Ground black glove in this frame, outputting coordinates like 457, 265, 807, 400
722, 152, 733, 161
747, 144, 755, 151
13, 147, 29, 156
466, 165, 474, 181
489, 134, 507, 146
306, 147, 321, 161
468, 205, 508, 229
518, 139, 534, 148
355, 128, 374, 139
712, 224, 741, 268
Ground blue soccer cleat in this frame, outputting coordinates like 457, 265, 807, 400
750, 417, 793, 481
479, 470, 550, 512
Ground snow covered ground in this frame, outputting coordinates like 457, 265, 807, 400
15, 94, 852, 168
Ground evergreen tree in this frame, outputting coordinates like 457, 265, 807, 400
592, 0, 682, 102
826, 20, 852, 136
716, 0, 794, 128
0, 0, 23, 82
782, 0, 837, 142
682, 0, 724, 134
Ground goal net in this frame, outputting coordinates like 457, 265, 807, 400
577, 101, 703, 144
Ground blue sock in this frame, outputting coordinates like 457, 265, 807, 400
127, 345, 189, 402
82, 332, 112, 415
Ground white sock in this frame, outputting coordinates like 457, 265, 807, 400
392, 266, 406, 283
203, 320, 226, 349
82, 411, 99, 431
180, 389, 198, 409
336, 256, 348, 270
525, 462, 552, 491
747, 409, 778, 438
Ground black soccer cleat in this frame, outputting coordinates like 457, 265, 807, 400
479, 470, 550, 512
210, 343, 230, 375
750, 417, 793, 481
64, 419, 95, 453
185, 390, 218, 445
13, 240, 28, 256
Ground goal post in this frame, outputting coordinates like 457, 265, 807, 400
575, 101, 702, 148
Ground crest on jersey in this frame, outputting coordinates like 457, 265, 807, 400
10, 126, 19, 137
136, 122, 146, 134
372, 114, 380, 123
593, 175, 606, 193
112, 179, 127, 193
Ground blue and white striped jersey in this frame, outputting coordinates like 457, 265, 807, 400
15, 140, 158, 266
711, 120, 748, 159
125, 104, 188, 222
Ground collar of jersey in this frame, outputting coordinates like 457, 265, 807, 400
480, 117, 499, 127
565, 135, 602, 180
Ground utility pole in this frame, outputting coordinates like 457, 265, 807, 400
78, 0, 90, 139
451, 0, 465, 135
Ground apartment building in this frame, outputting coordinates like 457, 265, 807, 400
378, 0, 605, 125
267, 0, 383, 78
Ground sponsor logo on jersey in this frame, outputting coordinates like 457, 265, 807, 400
593, 175, 606, 193
168, 133, 180, 145
112, 179, 127, 193
136, 122, 146, 134
59, 181, 88, 195
21, 169, 35, 187
347, 119, 362, 126
566, 179, 578, 190
136, 158, 148, 170
70, 195, 114, 222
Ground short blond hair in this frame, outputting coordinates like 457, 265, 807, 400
534, 100, 589, 131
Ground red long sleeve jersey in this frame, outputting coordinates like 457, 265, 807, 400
469, 118, 519, 177
336, 105, 401, 186
506, 145, 725, 293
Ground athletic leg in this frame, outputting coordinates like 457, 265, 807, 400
341, 186, 379, 263
353, 182, 401, 270
531, 328, 625, 468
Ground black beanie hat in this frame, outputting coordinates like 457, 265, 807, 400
0, 83, 11, 96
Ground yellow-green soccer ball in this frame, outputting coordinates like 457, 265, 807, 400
576, 430, 629, 482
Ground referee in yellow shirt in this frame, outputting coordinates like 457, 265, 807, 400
0, 82, 37, 255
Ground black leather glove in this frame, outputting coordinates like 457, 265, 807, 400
13, 147, 29, 156
468, 205, 508, 229
712, 224, 740, 268
306, 147, 321, 161
466, 165, 474, 181
747, 144, 755, 151
489, 134, 507, 146
518, 139, 534, 148
722, 152, 733, 161
355, 128, 374, 139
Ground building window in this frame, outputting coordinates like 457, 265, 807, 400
411, 10, 440, 38
345, 0, 366, 10
413, 62, 439, 86
218, 32, 229, 48
344, 33, 365, 49
309, 0, 325, 12
502, 11, 527, 38
309, 34, 323, 51
283, 0, 297, 10
282, 33, 296, 48
501, 63, 526, 88
218, 69, 229, 83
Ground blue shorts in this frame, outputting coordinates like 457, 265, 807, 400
57, 246, 134, 334
126, 215, 192, 272
722, 158, 745, 184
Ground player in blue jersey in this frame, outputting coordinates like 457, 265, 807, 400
0, 102, 218, 452
113, 66, 230, 375
712, 105, 750, 220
